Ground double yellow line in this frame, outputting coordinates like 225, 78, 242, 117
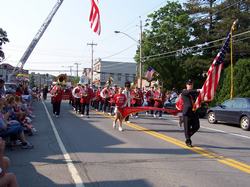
93, 109, 250, 174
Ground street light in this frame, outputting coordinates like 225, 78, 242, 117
114, 23, 143, 89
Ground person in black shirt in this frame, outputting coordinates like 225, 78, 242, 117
182, 79, 200, 147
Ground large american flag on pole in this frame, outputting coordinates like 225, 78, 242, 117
89, 0, 101, 35
193, 31, 231, 110
145, 67, 156, 81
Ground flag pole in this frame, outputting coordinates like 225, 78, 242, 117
230, 19, 238, 100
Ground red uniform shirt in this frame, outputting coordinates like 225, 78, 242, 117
109, 88, 118, 103
153, 91, 165, 105
145, 90, 154, 103
175, 99, 183, 110
80, 88, 94, 104
51, 86, 63, 102
113, 94, 127, 108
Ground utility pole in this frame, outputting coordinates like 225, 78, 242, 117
68, 65, 73, 76
87, 41, 97, 85
74, 63, 81, 77
139, 19, 143, 89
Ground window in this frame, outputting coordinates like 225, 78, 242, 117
233, 99, 246, 108
222, 99, 236, 108
125, 74, 129, 81
101, 73, 105, 80
118, 73, 121, 81
98, 64, 100, 71
110, 73, 114, 78
133, 74, 136, 81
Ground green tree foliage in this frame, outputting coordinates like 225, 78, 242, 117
135, 1, 194, 91
211, 59, 250, 106
0, 28, 9, 61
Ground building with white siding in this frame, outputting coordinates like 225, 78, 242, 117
93, 59, 137, 87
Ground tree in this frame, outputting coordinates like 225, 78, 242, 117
211, 58, 250, 106
0, 28, 9, 62
135, 1, 195, 91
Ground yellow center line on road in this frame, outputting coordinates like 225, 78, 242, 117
92, 109, 250, 174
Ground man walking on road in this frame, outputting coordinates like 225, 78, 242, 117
182, 79, 200, 147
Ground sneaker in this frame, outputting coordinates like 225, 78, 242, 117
130, 114, 133, 117
180, 127, 183, 130
135, 116, 138, 118
32, 128, 37, 132
108, 113, 111, 116
146, 112, 148, 115
81, 114, 84, 117
113, 122, 116, 129
12, 140, 21, 146
95, 109, 98, 111
73, 108, 76, 111
86, 115, 89, 118
103, 111, 105, 113
22, 142, 34, 149
119, 126, 123, 131
154, 114, 156, 118
159, 117, 162, 119
56, 115, 59, 118
126, 121, 130, 123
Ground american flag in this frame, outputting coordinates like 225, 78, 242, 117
89, 0, 101, 35
145, 67, 156, 81
193, 31, 231, 110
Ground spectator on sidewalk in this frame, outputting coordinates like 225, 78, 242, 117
0, 137, 19, 187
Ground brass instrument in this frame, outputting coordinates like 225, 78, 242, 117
72, 75, 88, 98
84, 92, 88, 97
106, 77, 114, 87
158, 96, 162, 100
136, 93, 140, 98
130, 80, 137, 89
57, 74, 68, 85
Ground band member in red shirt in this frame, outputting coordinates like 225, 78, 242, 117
145, 86, 155, 116
131, 86, 143, 118
51, 82, 63, 118
153, 86, 165, 119
80, 83, 94, 118
175, 93, 184, 130
100, 85, 110, 113
108, 84, 118, 115
72, 83, 82, 114
94, 86, 102, 111
112, 86, 127, 131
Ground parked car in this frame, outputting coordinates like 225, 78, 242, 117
207, 98, 250, 131
164, 97, 209, 118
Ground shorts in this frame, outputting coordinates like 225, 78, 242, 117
114, 106, 119, 113
177, 112, 183, 117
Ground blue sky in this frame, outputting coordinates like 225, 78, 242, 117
1, 0, 184, 76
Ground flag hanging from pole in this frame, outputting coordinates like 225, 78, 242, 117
193, 30, 231, 110
145, 67, 156, 81
89, 0, 101, 35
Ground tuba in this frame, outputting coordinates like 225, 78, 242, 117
130, 79, 137, 89
106, 77, 114, 87
57, 74, 68, 85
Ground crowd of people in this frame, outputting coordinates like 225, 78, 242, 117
65, 79, 200, 147
66, 81, 180, 131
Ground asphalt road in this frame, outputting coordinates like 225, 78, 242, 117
3, 95, 250, 187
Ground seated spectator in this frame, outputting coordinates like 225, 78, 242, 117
0, 79, 10, 109
6, 83, 15, 95
15, 87, 22, 97
0, 137, 19, 187
0, 101, 34, 149
23, 85, 32, 107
